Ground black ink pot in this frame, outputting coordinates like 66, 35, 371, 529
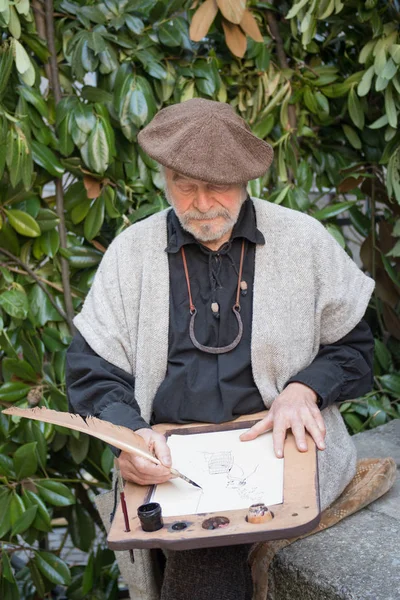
137, 502, 163, 532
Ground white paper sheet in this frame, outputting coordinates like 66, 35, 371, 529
151, 429, 284, 517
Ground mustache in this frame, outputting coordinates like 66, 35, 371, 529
181, 208, 232, 222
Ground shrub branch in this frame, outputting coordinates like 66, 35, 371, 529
0, 247, 68, 321
44, 0, 75, 333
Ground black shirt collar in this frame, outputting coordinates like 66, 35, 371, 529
165, 197, 265, 254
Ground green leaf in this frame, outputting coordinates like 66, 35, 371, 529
86, 120, 109, 174
40, 229, 60, 258
82, 552, 94, 595
83, 196, 105, 241
86, 31, 106, 55
268, 185, 291, 205
11, 505, 37, 535
374, 339, 392, 372
255, 45, 270, 71
382, 58, 397, 80
103, 186, 119, 218
5, 209, 40, 237
385, 84, 398, 128
359, 39, 376, 64
17, 85, 48, 118
313, 201, 356, 220
0, 455, 15, 478
36, 480, 75, 506
73, 102, 96, 134
342, 124, 362, 149
0, 381, 30, 402
36, 208, 60, 232
129, 89, 148, 127
158, 21, 182, 46
59, 246, 102, 268
23, 489, 51, 532
348, 87, 364, 130
292, 188, 310, 210
13, 38, 32, 75
387, 148, 400, 203
252, 113, 274, 139
9, 493, 25, 527
325, 224, 345, 248
71, 199, 91, 225
196, 75, 215, 97
42, 326, 67, 352
68, 432, 90, 464
31, 140, 65, 177
0, 221, 20, 256
101, 445, 114, 475
381, 253, 400, 288
390, 44, 400, 64
343, 412, 363, 433
368, 114, 388, 129
0, 491, 12, 538
0, 47, 14, 100
286, 0, 309, 19
69, 504, 96, 552
0, 289, 29, 319
25, 421, 47, 469
81, 86, 113, 103
357, 66, 375, 97
28, 559, 46, 598
304, 86, 318, 113
2, 357, 38, 382
1, 548, 16, 584
35, 551, 71, 586
297, 161, 313, 192
125, 14, 144, 34
28, 284, 63, 326
13, 442, 38, 479
379, 374, 400, 396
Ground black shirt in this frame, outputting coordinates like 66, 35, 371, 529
66, 200, 374, 434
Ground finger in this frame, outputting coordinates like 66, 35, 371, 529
123, 469, 171, 485
272, 420, 287, 458
240, 414, 273, 441
131, 455, 171, 478
291, 420, 307, 452
120, 460, 172, 485
302, 414, 326, 450
153, 437, 172, 468
309, 404, 327, 437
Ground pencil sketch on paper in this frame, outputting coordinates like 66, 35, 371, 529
201, 451, 263, 503
151, 428, 284, 517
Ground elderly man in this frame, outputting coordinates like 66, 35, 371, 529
67, 99, 374, 600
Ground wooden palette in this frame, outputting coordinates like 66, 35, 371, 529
107, 412, 320, 551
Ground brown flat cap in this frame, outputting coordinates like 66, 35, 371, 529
137, 98, 273, 185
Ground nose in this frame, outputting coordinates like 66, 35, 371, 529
193, 188, 214, 213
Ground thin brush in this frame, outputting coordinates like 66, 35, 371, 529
2, 406, 202, 490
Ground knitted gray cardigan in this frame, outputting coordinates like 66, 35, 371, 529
74, 198, 374, 600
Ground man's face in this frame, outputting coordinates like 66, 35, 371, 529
164, 168, 246, 244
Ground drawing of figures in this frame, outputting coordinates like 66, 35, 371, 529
200, 451, 263, 503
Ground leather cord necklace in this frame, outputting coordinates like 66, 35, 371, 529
181, 239, 245, 354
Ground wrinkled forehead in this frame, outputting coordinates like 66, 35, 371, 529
166, 168, 239, 188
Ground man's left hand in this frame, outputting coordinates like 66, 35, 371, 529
240, 382, 326, 458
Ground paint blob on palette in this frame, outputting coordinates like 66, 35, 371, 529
151, 429, 284, 517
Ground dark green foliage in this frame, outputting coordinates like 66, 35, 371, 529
0, 0, 399, 597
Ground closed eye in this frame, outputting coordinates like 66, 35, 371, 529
208, 184, 230, 193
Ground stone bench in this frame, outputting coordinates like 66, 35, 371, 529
266, 419, 400, 600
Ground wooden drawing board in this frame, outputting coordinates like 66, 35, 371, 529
107, 412, 320, 551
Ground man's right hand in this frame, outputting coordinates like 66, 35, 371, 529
118, 428, 173, 485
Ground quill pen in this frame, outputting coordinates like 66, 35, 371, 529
2, 406, 201, 489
